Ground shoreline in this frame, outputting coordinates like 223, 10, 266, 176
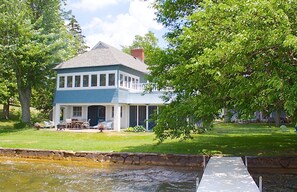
0, 148, 297, 168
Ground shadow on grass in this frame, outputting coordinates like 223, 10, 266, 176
119, 132, 297, 156
0, 121, 31, 135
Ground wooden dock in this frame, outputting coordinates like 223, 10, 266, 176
197, 156, 260, 192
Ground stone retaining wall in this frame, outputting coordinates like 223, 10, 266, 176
0, 148, 207, 167
0, 148, 296, 168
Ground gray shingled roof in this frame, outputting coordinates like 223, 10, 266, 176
54, 41, 148, 73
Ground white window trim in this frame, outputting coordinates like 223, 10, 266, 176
57, 70, 117, 90
118, 71, 140, 90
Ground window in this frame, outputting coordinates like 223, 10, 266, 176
120, 74, 123, 86
83, 75, 89, 87
59, 76, 65, 88
67, 76, 73, 88
108, 73, 115, 86
132, 78, 135, 89
73, 106, 82, 117
128, 77, 131, 88
91, 74, 97, 87
75, 75, 81, 87
100, 74, 106, 86
124, 76, 127, 87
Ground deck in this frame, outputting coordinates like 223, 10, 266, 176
197, 156, 260, 192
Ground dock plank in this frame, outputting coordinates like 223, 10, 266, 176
197, 157, 260, 192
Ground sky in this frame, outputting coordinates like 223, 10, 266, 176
66, 0, 165, 49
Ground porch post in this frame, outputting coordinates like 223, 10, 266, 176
54, 104, 60, 128
114, 104, 121, 132
146, 105, 149, 131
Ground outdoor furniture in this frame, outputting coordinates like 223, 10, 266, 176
82, 119, 90, 129
97, 120, 113, 130
57, 124, 66, 131
66, 119, 72, 128
43, 121, 55, 128
71, 120, 84, 129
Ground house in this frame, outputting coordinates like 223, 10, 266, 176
52, 41, 165, 131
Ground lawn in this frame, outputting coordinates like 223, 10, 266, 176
0, 120, 296, 156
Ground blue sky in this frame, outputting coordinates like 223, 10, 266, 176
66, 0, 165, 49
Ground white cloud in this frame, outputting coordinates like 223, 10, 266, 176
70, 0, 120, 12
82, 0, 163, 49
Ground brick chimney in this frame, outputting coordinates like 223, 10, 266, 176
131, 48, 145, 62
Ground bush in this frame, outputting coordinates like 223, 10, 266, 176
124, 127, 134, 132
133, 125, 146, 132
124, 126, 146, 132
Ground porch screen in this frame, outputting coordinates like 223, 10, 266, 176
138, 106, 146, 127
148, 106, 157, 130
129, 106, 137, 127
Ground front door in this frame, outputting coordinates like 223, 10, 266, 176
88, 106, 106, 126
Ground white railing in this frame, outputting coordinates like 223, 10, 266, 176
122, 83, 166, 93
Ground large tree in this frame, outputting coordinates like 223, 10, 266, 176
0, 0, 78, 123
149, 0, 297, 141
122, 31, 160, 65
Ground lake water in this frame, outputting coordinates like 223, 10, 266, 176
0, 157, 296, 192
0, 157, 199, 192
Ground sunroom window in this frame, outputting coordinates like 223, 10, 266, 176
59, 76, 65, 88
100, 74, 106, 86
75, 75, 81, 87
83, 75, 89, 87
91, 74, 97, 87
67, 76, 73, 88
108, 73, 115, 86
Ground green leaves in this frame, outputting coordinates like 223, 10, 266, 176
150, 0, 297, 141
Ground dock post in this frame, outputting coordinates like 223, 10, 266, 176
196, 176, 200, 189
203, 155, 206, 170
259, 176, 263, 192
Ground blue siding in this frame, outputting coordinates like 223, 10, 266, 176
54, 89, 118, 104
56, 65, 119, 74
119, 65, 147, 83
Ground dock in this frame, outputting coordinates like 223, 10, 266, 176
197, 156, 260, 192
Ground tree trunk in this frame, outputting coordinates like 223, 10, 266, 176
2, 100, 10, 120
274, 111, 281, 127
18, 87, 31, 123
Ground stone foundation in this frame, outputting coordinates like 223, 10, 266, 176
0, 148, 296, 168
0, 148, 207, 167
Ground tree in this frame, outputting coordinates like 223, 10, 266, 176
122, 31, 160, 65
149, 0, 297, 141
31, 7, 88, 118
0, 0, 78, 123
153, 0, 201, 38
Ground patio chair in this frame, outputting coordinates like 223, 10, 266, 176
66, 119, 72, 128
43, 121, 55, 128
82, 119, 90, 129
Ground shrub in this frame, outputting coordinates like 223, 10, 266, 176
124, 127, 134, 132
124, 126, 146, 132
133, 125, 146, 132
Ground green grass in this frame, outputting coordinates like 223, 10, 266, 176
0, 119, 296, 156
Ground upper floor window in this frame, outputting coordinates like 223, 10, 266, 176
120, 74, 124, 87
83, 75, 89, 87
67, 76, 73, 88
119, 72, 139, 90
100, 74, 106, 86
59, 76, 65, 88
109, 73, 115, 86
57, 70, 117, 90
91, 74, 97, 87
75, 75, 81, 87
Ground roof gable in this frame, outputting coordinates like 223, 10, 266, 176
54, 41, 148, 73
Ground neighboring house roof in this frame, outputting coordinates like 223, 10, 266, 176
54, 41, 148, 73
